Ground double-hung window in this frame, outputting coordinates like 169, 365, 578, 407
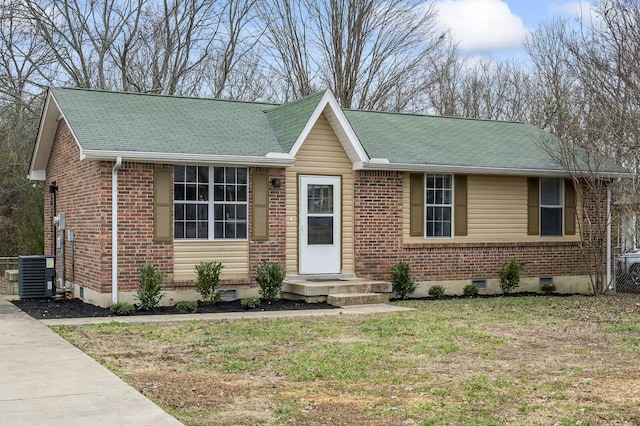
540, 178, 563, 236
425, 174, 453, 237
174, 165, 247, 240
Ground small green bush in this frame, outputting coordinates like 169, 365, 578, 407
176, 300, 198, 313
498, 258, 523, 295
540, 283, 557, 294
463, 283, 479, 297
241, 296, 261, 309
391, 262, 417, 300
256, 260, 284, 303
428, 284, 445, 298
110, 301, 134, 316
136, 263, 165, 310
194, 261, 224, 304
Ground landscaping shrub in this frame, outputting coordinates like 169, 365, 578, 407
136, 263, 165, 310
498, 258, 523, 295
194, 261, 224, 304
463, 283, 479, 297
110, 301, 134, 316
541, 283, 557, 294
241, 296, 261, 309
176, 300, 198, 313
391, 262, 417, 300
428, 284, 445, 298
256, 260, 284, 303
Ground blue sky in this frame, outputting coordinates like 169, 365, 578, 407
433, 0, 594, 61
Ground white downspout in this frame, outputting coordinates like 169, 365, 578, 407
112, 157, 122, 304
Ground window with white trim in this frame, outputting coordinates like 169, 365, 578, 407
425, 174, 452, 237
540, 178, 563, 236
173, 166, 247, 240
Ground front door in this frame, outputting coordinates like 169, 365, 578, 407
299, 175, 341, 274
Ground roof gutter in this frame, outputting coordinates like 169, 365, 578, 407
81, 150, 295, 167
356, 161, 633, 179
112, 156, 122, 305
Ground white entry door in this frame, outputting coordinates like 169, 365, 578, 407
299, 175, 341, 274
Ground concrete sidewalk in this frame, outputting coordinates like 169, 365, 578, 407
0, 299, 183, 426
1, 298, 413, 425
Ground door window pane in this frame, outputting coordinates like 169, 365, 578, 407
308, 217, 334, 245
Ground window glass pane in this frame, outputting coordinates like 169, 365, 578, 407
541, 178, 562, 205
236, 205, 247, 220
198, 166, 209, 183
443, 189, 452, 205
226, 167, 236, 183
225, 222, 236, 238
226, 185, 236, 201
198, 204, 208, 220
186, 222, 197, 239
214, 204, 223, 220
308, 217, 333, 245
214, 222, 223, 239
174, 184, 184, 201
197, 222, 208, 238
174, 223, 184, 239
186, 204, 197, 220
174, 165, 185, 182
174, 204, 184, 220
236, 223, 247, 239
186, 166, 196, 182
426, 176, 435, 188
198, 184, 208, 201
214, 185, 224, 201
541, 207, 562, 236
237, 185, 247, 202
214, 167, 225, 183
237, 168, 248, 184
186, 184, 197, 201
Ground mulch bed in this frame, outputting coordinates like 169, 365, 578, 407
11, 297, 337, 320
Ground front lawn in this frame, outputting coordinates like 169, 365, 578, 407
54, 295, 640, 425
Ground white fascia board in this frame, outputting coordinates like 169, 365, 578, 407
81, 150, 296, 167
288, 90, 369, 163
29, 90, 85, 181
359, 161, 633, 179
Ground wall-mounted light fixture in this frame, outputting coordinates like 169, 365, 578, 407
48, 183, 58, 194
271, 178, 281, 188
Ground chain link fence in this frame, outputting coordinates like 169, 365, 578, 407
614, 248, 640, 293
0, 257, 18, 276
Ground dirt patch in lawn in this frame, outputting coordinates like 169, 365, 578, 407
55, 294, 640, 425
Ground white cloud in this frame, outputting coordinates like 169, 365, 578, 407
434, 0, 529, 53
549, 1, 596, 22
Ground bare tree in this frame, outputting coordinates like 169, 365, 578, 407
525, 2, 640, 294
23, 0, 145, 89
258, 0, 447, 109
0, 1, 50, 254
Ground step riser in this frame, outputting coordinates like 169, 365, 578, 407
282, 282, 392, 297
327, 293, 388, 307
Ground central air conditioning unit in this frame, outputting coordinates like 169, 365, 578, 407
18, 255, 56, 298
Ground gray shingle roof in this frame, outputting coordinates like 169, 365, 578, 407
344, 109, 562, 171
51, 87, 282, 156
47, 87, 628, 174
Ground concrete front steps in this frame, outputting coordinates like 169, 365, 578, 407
282, 276, 392, 307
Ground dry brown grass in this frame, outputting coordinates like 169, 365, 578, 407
55, 294, 640, 425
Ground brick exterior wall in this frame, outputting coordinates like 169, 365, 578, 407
45, 121, 173, 295
111, 162, 173, 291
354, 170, 595, 282
45, 121, 103, 293
249, 168, 286, 280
